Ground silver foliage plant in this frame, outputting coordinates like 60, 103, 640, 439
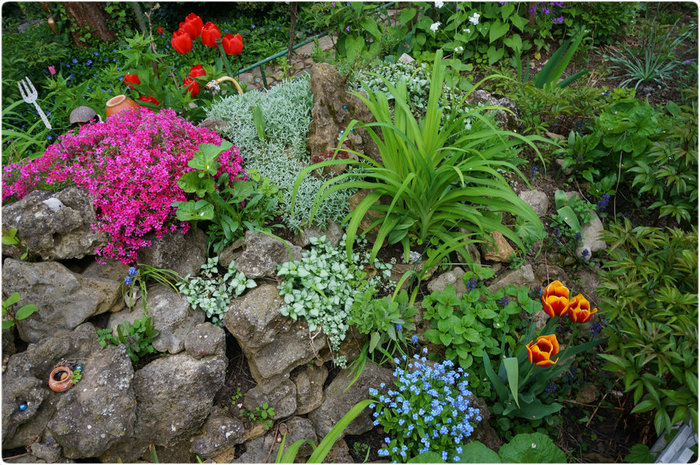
177, 257, 256, 327
206, 76, 353, 231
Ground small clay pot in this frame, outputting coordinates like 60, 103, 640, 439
48, 366, 73, 392
105, 95, 140, 117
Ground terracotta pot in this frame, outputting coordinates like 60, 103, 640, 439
106, 95, 140, 117
48, 366, 73, 392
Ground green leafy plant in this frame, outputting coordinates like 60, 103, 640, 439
530, 30, 588, 89
626, 95, 698, 224
604, 19, 694, 90
550, 190, 594, 237
178, 257, 257, 327
71, 367, 83, 385
275, 399, 372, 463
277, 235, 392, 351
293, 49, 545, 266
421, 281, 536, 397
624, 443, 655, 463
1, 292, 37, 331
348, 288, 416, 360
173, 142, 281, 253
244, 401, 275, 430
122, 264, 182, 313
97, 317, 159, 365
598, 218, 698, 436
1, 228, 29, 260
483, 280, 603, 422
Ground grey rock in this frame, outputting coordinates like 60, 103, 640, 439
30, 440, 62, 463
325, 439, 354, 463
2, 323, 101, 449
466, 242, 481, 265
235, 230, 302, 279
292, 364, 328, 415
487, 264, 537, 294
293, 220, 343, 248
576, 211, 606, 260
2, 187, 106, 261
106, 285, 204, 355
308, 360, 393, 438
144, 285, 205, 354
136, 227, 207, 278
427, 267, 467, 298
576, 269, 601, 305
234, 416, 317, 463
466, 89, 519, 130
398, 53, 415, 64
223, 284, 327, 384
199, 117, 231, 132
132, 352, 227, 447
518, 190, 549, 216
2, 259, 121, 343
191, 407, 246, 459
69, 106, 99, 125
81, 258, 129, 282
47, 344, 136, 458
534, 264, 570, 288
218, 239, 245, 269
244, 377, 297, 421
307, 63, 381, 165
185, 323, 226, 359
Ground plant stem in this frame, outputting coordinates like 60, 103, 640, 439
215, 39, 235, 78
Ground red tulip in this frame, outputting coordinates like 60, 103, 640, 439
183, 77, 200, 97
171, 29, 193, 55
200, 22, 221, 47
181, 13, 203, 39
222, 33, 243, 55
188, 64, 206, 78
157, 26, 163, 35
137, 95, 160, 106
123, 73, 140, 89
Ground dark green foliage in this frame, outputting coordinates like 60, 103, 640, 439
598, 219, 698, 435
97, 317, 159, 365
421, 281, 538, 397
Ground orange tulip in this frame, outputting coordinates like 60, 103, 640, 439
567, 294, 598, 323
542, 280, 570, 318
526, 334, 560, 367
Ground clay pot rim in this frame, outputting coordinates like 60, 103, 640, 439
48, 366, 73, 392
106, 95, 128, 107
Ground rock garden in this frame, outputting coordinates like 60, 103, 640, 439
1, 2, 697, 463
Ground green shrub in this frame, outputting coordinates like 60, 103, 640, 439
598, 218, 698, 435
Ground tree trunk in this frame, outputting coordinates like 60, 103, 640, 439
62, 2, 116, 47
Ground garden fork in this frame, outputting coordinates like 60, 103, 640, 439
18, 76, 52, 130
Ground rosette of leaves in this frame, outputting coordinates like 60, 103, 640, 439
178, 257, 257, 327
97, 317, 159, 365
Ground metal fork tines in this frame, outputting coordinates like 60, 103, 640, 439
18, 76, 52, 130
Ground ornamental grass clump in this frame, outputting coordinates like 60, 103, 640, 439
369, 349, 480, 462
1, 107, 243, 264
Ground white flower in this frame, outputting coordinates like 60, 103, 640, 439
454, 46, 464, 52
430, 21, 442, 32
434, 0, 444, 8
463, 27, 471, 34
469, 12, 480, 25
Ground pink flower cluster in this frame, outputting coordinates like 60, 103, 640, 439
2, 107, 243, 264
